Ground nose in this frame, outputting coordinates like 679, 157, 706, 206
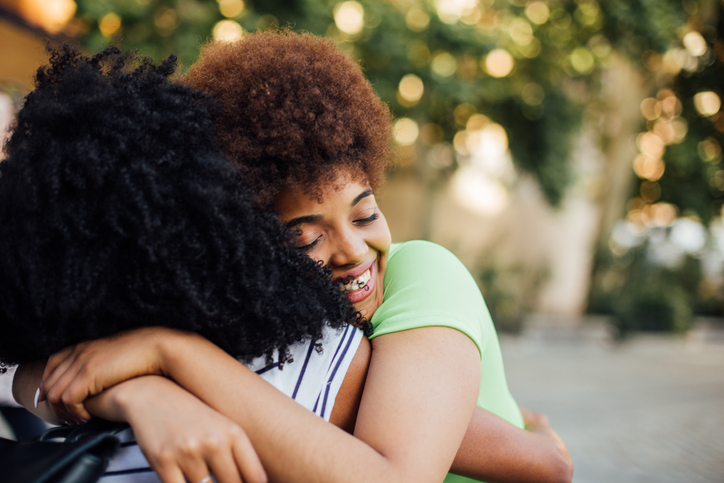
329, 227, 367, 268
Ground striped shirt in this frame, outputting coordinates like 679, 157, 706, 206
101, 324, 363, 482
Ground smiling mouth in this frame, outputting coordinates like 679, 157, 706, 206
338, 268, 371, 293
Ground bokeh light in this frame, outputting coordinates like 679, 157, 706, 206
637, 132, 665, 159
431, 51, 458, 77
334, 1, 365, 36
694, 91, 722, 117
509, 18, 533, 46
406, 6, 430, 31
213, 19, 243, 42
398, 74, 425, 105
20, 0, 76, 34
633, 155, 665, 181
451, 166, 509, 216
99, 12, 121, 38
218, 0, 245, 18
640, 98, 661, 120
525, 1, 550, 25
393, 118, 420, 146
683, 31, 708, 57
435, 0, 477, 24
485, 49, 514, 78
698, 138, 723, 163
571, 47, 595, 74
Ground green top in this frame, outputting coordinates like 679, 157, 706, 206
370, 241, 524, 483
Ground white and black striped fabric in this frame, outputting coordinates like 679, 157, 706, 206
101, 324, 364, 482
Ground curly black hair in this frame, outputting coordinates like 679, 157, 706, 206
0, 45, 362, 365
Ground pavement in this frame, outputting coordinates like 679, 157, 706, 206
500, 324, 724, 483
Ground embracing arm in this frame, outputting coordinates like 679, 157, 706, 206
40, 326, 480, 483
451, 407, 573, 483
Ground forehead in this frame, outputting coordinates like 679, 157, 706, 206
274, 177, 373, 221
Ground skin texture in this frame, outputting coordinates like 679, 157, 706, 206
274, 177, 390, 321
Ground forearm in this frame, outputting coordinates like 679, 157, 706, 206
159, 332, 397, 483
451, 408, 573, 483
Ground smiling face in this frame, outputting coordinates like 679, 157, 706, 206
274, 174, 391, 320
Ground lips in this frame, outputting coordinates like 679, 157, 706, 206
337, 260, 376, 304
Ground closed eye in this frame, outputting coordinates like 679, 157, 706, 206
295, 236, 322, 252
355, 213, 379, 225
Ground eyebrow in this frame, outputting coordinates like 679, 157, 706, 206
352, 189, 374, 207
285, 189, 375, 229
285, 214, 323, 229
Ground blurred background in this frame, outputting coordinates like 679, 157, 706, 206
0, 0, 722, 481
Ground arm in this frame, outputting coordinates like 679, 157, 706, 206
451, 407, 573, 483
15, 362, 266, 483
41, 326, 480, 483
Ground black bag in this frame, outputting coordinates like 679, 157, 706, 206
0, 418, 126, 483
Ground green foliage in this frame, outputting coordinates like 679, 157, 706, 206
68, 0, 693, 207
477, 260, 550, 333
588, 244, 697, 335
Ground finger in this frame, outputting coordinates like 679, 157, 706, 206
39, 347, 77, 401
40, 344, 89, 403
207, 446, 242, 483
151, 459, 188, 483
231, 427, 267, 483
177, 449, 215, 483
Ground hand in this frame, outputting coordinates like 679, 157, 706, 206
99, 376, 267, 483
39, 327, 188, 421
520, 406, 551, 429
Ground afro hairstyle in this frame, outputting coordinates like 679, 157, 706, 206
0, 45, 362, 365
184, 30, 394, 207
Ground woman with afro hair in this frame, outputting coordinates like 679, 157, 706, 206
35, 33, 572, 483
2, 45, 371, 482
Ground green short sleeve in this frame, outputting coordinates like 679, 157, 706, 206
369, 240, 490, 358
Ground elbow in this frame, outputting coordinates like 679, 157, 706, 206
545, 448, 573, 483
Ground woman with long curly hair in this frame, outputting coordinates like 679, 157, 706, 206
33, 32, 572, 483
1, 45, 370, 482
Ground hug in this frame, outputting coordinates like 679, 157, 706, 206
0, 32, 572, 483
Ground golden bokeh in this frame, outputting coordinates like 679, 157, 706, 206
633, 155, 665, 182
99, 12, 122, 38
640, 98, 661, 121
694, 91, 721, 117
398, 74, 425, 105
683, 31, 708, 57
509, 18, 533, 46
484, 49, 514, 77
334, 1, 365, 36
406, 6, 430, 32
393, 118, 420, 146
525, 1, 550, 25
213, 20, 244, 42
218, 0, 245, 18
431, 51, 458, 77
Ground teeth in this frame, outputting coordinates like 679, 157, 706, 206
339, 269, 371, 293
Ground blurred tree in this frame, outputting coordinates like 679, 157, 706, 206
61, 0, 723, 331
587, 1, 724, 331
65, 0, 697, 208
